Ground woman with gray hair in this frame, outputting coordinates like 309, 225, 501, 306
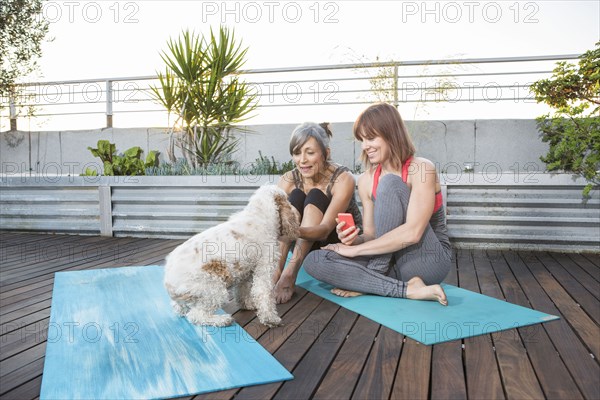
274, 122, 363, 304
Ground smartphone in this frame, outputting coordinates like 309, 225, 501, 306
337, 213, 356, 230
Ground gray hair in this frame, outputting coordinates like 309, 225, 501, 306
289, 122, 333, 159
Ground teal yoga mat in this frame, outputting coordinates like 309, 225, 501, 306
295, 266, 559, 345
40, 266, 292, 400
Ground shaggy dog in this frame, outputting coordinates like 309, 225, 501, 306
164, 185, 300, 327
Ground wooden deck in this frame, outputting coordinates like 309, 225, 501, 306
1, 232, 598, 399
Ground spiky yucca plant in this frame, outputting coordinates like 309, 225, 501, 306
151, 26, 257, 167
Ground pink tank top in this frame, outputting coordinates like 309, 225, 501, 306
371, 157, 443, 213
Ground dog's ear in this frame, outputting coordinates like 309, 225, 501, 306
274, 192, 300, 239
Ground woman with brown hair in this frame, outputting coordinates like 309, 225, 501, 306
303, 103, 452, 305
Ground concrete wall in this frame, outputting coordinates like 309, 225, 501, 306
0, 119, 548, 175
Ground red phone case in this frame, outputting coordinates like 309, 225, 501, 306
338, 213, 355, 229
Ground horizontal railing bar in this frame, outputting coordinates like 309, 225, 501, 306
12, 55, 579, 87
10, 99, 107, 106
237, 55, 581, 74
244, 70, 554, 86
27, 111, 107, 117
227, 97, 547, 108
10, 69, 555, 101
24, 95, 539, 117
16, 83, 539, 108
22, 91, 539, 111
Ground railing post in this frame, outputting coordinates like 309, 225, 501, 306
106, 80, 113, 128
99, 185, 114, 237
9, 95, 17, 131
393, 65, 399, 108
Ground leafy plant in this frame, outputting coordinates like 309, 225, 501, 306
83, 140, 160, 176
530, 42, 600, 196
150, 26, 258, 168
145, 158, 239, 176
247, 151, 295, 175
145, 152, 295, 176
1, 0, 50, 128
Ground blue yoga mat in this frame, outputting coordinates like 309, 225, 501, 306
40, 266, 293, 400
295, 266, 559, 345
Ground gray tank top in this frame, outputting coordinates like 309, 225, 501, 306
291, 164, 363, 230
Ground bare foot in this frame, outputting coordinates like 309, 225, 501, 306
274, 272, 295, 304
406, 277, 448, 306
331, 287, 363, 298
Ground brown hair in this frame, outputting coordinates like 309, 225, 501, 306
353, 103, 415, 170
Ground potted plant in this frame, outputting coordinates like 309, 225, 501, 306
151, 26, 258, 169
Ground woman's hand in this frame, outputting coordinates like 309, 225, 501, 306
335, 218, 360, 245
321, 242, 358, 258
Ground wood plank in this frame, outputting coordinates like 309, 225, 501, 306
0, 357, 45, 396
390, 339, 431, 400
0, 233, 97, 263
523, 252, 600, 359
234, 300, 340, 400
1, 279, 53, 302
549, 253, 600, 300
501, 251, 600, 400
0, 235, 143, 279
1, 299, 52, 328
486, 250, 584, 400
1, 375, 42, 400
567, 253, 600, 283
187, 293, 313, 400
251, 293, 323, 354
581, 253, 600, 268
312, 316, 380, 399
273, 308, 358, 400
0, 341, 46, 379
1, 318, 49, 361
1, 235, 85, 269
482, 250, 544, 399
535, 252, 600, 325
430, 249, 467, 400
0, 236, 154, 290
199, 293, 323, 399
351, 326, 402, 400
455, 249, 505, 400
2, 284, 55, 308
1, 309, 50, 338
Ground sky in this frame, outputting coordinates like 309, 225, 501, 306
4, 0, 599, 130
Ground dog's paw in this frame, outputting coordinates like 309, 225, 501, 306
171, 301, 189, 316
259, 315, 282, 328
187, 310, 234, 327
206, 314, 234, 327
239, 299, 256, 311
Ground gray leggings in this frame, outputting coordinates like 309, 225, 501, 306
303, 174, 452, 298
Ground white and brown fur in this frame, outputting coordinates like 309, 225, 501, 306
164, 185, 300, 327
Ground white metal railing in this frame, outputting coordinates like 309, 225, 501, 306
1, 54, 582, 131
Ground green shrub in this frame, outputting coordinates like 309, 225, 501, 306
150, 27, 257, 167
83, 140, 160, 176
246, 151, 294, 175
145, 152, 295, 176
530, 42, 600, 196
